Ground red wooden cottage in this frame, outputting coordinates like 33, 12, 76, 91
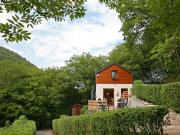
96, 63, 133, 108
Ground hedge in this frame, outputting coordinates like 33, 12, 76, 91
53, 107, 168, 135
133, 82, 180, 112
0, 115, 36, 135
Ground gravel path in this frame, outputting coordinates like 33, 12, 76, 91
128, 96, 152, 108
164, 125, 180, 135
36, 130, 53, 135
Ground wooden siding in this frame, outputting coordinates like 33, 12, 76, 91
96, 64, 133, 84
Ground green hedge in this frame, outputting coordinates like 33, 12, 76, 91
0, 115, 36, 135
53, 107, 168, 135
133, 82, 180, 112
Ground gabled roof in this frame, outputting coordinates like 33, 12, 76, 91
96, 63, 132, 75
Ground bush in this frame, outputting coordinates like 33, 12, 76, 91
81, 105, 88, 114
132, 80, 143, 95
52, 106, 168, 135
133, 82, 180, 112
0, 115, 36, 135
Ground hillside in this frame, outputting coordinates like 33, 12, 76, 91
0, 46, 36, 68
0, 46, 38, 89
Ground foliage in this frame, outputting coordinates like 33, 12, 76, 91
0, 115, 36, 135
133, 82, 180, 112
134, 80, 143, 85
0, 48, 108, 129
108, 42, 179, 83
65, 53, 108, 104
108, 44, 147, 80
0, 68, 80, 129
101, 0, 180, 46
0, 0, 179, 131
0, 0, 86, 42
150, 37, 180, 80
53, 106, 168, 135
0, 46, 37, 88
81, 105, 88, 115
0, 60, 37, 88
131, 80, 142, 95
103, 0, 180, 82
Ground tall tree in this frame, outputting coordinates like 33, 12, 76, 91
100, 0, 180, 45
65, 53, 108, 104
108, 44, 145, 80
101, 0, 180, 82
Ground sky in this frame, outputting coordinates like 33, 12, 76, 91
0, 0, 123, 68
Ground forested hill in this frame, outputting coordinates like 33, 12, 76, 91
0, 46, 41, 127
0, 46, 36, 68
0, 46, 38, 90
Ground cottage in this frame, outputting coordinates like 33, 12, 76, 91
96, 63, 133, 108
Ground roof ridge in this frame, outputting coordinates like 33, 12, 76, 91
96, 63, 132, 74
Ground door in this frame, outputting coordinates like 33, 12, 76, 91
121, 88, 128, 99
103, 89, 114, 105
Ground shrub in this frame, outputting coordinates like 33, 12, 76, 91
133, 82, 180, 112
52, 106, 168, 135
0, 115, 36, 135
81, 105, 88, 114
132, 80, 143, 95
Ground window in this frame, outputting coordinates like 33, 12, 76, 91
112, 70, 118, 80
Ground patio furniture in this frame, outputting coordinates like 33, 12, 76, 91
117, 98, 128, 108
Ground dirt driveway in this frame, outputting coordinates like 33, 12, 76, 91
128, 96, 152, 108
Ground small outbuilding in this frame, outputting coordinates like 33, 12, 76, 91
96, 63, 133, 108
71, 104, 81, 116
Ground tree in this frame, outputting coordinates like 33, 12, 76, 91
101, 0, 180, 82
108, 44, 144, 80
150, 37, 180, 82
0, 60, 38, 89
0, 48, 109, 128
100, 0, 180, 46
65, 53, 108, 104
0, 61, 39, 127
0, 68, 80, 128
0, 0, 86, 42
